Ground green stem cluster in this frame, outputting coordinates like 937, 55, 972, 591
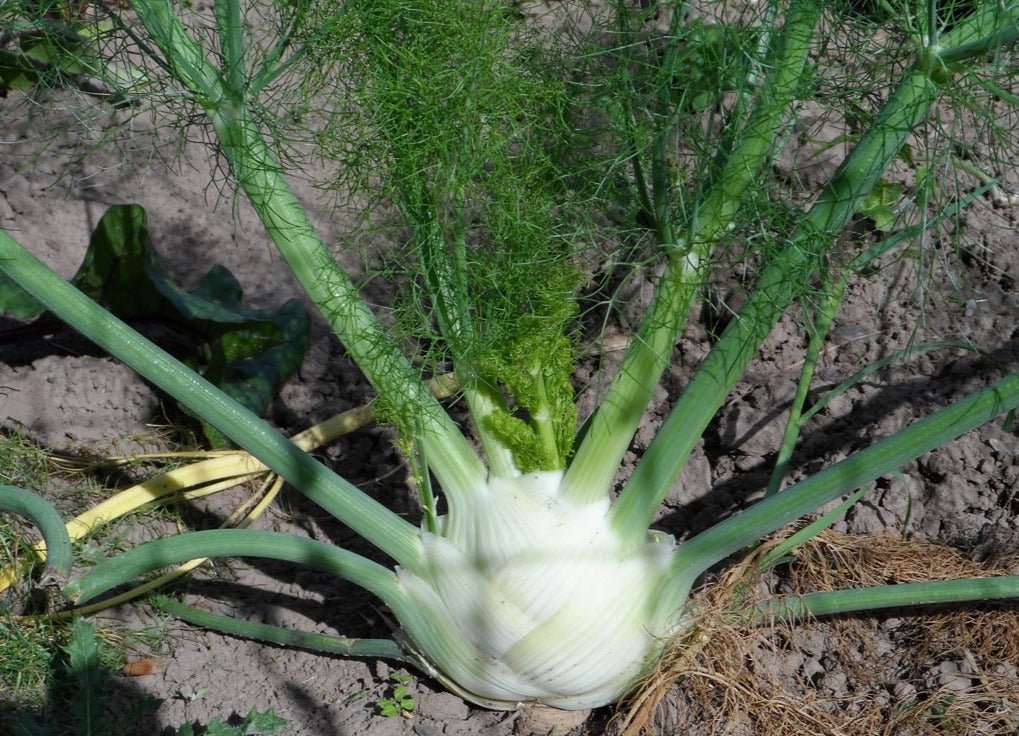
562, 0, 824, 505
611, 64, 945, 546
610, 0, 1019, 545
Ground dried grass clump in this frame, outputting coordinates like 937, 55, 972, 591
611, 531, 1019, 736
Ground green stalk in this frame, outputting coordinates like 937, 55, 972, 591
766, 179, 993, 489
612, 0, 668, 232
661, 372, 1019, 616
64, 529, 406, 612
128, 0, 486, 503
751, 576, 1019, 623
799, 341, 975, 430
612, 64, 944, 544
246, 2, 314, 99
766, 276, 845, 496
697, 0, 782, 203
530, 369, 562, 468
411, 428, 439, 534
152, 594, 408, 661
128, 0, 224, 105
0, 229, 424, 572
0, 485, 72, 581
937, 0, 1019, 64
213, 0, 245, 100
562, 0, 822, 504
60, 524, 521, 711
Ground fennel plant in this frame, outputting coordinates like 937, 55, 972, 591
2, 0, 1019, 717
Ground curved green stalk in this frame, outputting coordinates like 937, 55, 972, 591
757, 487, 868, 572
65, 529, 405, 610
765, 275, 844, 497
562, 0, 823, 505
937, 0, 1019, 63
61, 527, 513, 710
128, 0, 486, 504
800, 341, 975, 428
751, 576, 1019, 623
0, 485, 72, 581
151, 594, 409, 662
612, 63, 945, 545
0, 229, 424, 572
661, 372, 1019, 616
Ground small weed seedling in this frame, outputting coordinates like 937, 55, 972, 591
376, 674, 417, 718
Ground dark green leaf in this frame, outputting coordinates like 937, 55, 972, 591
146, 260, 250, 324
73, 204, 167, 317
169, 274, 310, 448
63, 618, 105, 736
204, 721, 243, 736
241, 709, 288, 735
0, 48, 46, 93
0, 270, 45, 318
0, 204, 310, 448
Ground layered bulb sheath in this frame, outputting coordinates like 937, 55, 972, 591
396, 470, 677, 709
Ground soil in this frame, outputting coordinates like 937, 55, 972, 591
2, 5, 1019, 736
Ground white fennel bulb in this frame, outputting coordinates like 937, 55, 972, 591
396, 470, 677, 710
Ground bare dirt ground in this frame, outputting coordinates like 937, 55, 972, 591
2, 11, 1019, 736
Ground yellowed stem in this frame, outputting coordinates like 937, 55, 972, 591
2, 374, 460, 594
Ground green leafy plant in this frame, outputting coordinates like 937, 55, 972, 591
1, 0, 1018, 721
1, 615, 162, 736
375, 674, 417, 719
860, 179, 906, 231
172, 708, 288, 736
0, 0, 141, 103
0, 204, 310, 447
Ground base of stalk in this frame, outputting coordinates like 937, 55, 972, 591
513, 704, 590, 735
